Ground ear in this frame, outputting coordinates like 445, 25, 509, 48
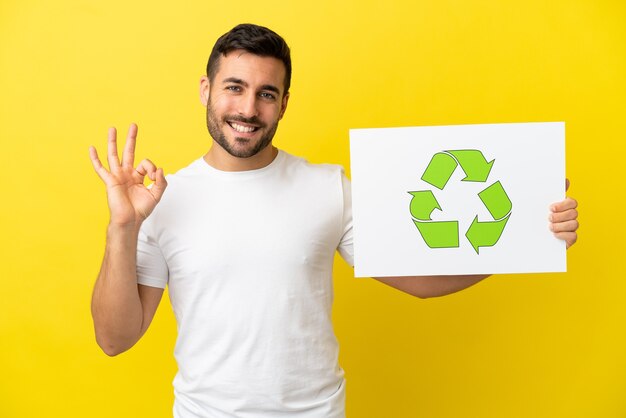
278, 92, 290, 120
200, 75, 210, 106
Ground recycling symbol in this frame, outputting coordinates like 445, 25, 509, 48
409, 150, 512, 254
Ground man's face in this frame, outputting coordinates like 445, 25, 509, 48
201, 50, 289, 159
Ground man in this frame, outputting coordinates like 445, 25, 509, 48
89, 24, 579, 418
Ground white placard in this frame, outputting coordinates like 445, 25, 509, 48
349, 122, 566, 277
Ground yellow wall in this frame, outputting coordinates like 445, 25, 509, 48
1, 0, 624, 417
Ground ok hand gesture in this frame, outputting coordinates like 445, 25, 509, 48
89, 124, 167, 227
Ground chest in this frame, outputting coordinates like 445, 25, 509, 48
157, 177, 343, 282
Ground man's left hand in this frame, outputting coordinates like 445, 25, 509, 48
549, 179, 578, 249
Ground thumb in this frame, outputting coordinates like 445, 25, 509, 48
151, 168, 168, 202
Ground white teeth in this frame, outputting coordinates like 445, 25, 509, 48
230, 122, 256, 133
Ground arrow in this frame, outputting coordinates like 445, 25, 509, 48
465, 213, 511, 254
478, 181, 512, 220
408, 191, 441, 221
447, 150, 494, 182
413, 220, 459, 248
421, 152, 458, 190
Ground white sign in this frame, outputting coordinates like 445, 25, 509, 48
349, 122, 566, 277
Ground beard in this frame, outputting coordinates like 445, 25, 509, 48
205, 101, 279, 159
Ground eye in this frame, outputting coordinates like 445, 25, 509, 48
259, 92, 276, 100
226, 85, 241, 92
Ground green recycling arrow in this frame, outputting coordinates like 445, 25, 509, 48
413, 220, 460, 248
409, 190, 458, 247
447, 150, 494, 182
465, 213, 511, 254
421, 152, 458, 190
409, 148, 512, 254
421, 150, 495, 189
408, 190, 441, 221
478, 181, 512, 220
464, 180, 512, 253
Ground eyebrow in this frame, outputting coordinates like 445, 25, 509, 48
222, 77, 281, 95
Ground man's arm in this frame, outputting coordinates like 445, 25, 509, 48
373, 193, 579, 299
374, 274, 489, 299
89, 124, 167, 356
91, 224, 164, 356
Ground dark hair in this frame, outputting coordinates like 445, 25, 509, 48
206, 23, 292, 93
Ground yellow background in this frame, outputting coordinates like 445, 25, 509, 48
1, 0, 624, 417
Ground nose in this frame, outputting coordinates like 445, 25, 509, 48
237, 92, 259, 118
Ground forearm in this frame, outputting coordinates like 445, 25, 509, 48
91, 223, 144, 356
373, 274, 490, 299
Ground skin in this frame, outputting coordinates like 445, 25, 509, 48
89, 50, 579, 355
200, 51, 289, 171
89, 124, 166, 355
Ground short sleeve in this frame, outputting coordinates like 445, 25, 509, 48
136, 219, 169, 289
337, 172, 354, 266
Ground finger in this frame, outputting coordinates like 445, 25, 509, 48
107, 127, 121, 170
121, 123, 138, 168
554, 232, 577, 249
551, 197, 577, 213
135, 158, 157, 180
565, 178, 570, 192
549, 208, 578, 223
89, 146, 114, 185
550, 219, 579, 233
150, 168, 168, 202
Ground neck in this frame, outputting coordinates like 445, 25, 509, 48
203, 142, 278, 172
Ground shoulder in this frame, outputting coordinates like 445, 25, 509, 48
145, 158, 206, 218
164, 158, 206, 184
155, 158, 212, 199
279, 151, 347, 182
276, 151, 350, 208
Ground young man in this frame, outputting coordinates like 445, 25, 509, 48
89, 24, 579, 418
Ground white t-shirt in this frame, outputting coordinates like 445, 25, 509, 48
136, 150, 354, 418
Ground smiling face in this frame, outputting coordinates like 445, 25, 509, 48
201, 50, 289, 164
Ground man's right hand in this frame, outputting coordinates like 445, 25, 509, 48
89, 123, 167, 227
